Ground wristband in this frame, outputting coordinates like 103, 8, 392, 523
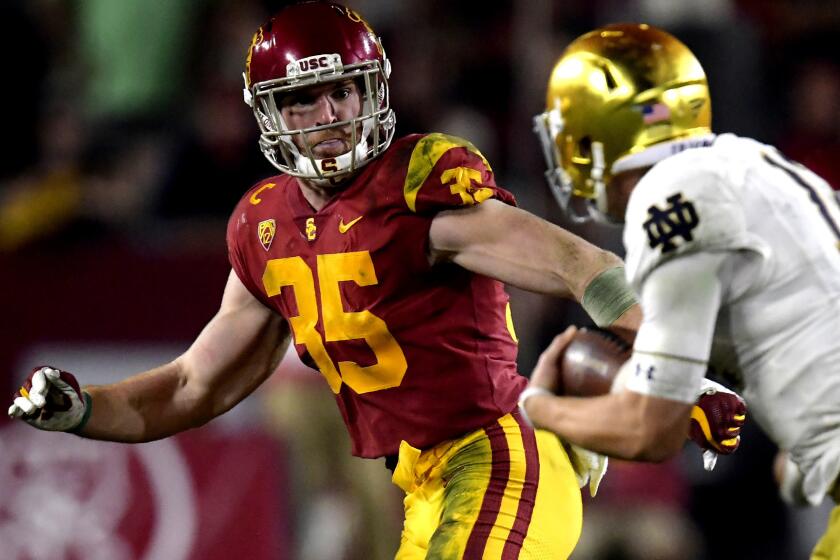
698, 377, 734, 396
517, 386, 552, 428
581, 266, 637, 327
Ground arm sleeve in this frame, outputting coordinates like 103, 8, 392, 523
621, 251, 728, 403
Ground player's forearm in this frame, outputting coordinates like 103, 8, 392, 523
511, 216, 623, 299
525, 391, 690, 461
78, 361, 202, 442
495, 233, 638, 328
87, 273, 292, 442
78, 314, 289, 443
489, 209, 621, 298
432, 200, 626, 299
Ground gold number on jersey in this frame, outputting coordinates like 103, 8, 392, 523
263, 257, 342, 391
441, 166, 493, 206
262, 252, 407, 394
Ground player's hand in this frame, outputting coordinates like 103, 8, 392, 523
8, 366, 91, 432
564, 442, 608, 497
688, 380, 746, 470
529, 326, 578, 393
774, 450, 810, 506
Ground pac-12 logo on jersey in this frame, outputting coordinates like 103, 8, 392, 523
258, 219, 276, 251
643, 193, 700, 253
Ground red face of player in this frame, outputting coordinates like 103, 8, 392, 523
279, 80, 363, 159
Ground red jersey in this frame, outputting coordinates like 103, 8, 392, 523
227, 133, 526, 457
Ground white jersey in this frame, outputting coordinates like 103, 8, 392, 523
623, 133, 840, 505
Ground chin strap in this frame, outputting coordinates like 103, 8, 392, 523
292, 135, 371, 185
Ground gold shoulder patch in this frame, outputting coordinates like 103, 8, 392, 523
403, 133, 492, 212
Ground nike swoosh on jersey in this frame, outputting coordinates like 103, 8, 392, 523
338, 216, 363, 233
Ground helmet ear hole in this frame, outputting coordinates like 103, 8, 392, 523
601, 64, 618, 91
573, 136, 593, 165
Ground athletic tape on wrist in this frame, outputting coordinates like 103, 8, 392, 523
581, 266, 637, 327
69, 392, 93, 435
517, 386, 552, 428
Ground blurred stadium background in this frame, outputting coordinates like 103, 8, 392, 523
1, 1, 839, 559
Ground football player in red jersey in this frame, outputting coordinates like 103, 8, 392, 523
8, 3, 642, 558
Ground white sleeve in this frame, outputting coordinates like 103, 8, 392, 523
621, 251, 728, 403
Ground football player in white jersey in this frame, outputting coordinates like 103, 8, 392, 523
522, 23, 840, 558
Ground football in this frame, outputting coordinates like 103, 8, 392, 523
558, 327, 635, 396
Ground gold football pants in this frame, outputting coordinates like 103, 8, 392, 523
392, 411, 582, 559
813, 504, 840, 560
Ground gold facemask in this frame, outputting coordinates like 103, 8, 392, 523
534, 23, 712, 221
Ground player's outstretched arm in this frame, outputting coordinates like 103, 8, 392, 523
9, 270, 290, 443
428, 199, 640, 330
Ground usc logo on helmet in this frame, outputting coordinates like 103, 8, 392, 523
299, 55, 333, 72
288, 54, 343, 78
330, 5, 382, 55
330, 4, 364, 23
245, 27, 264, 88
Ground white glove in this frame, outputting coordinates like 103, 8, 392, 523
8, 366, 91, 432
565, 443, 608, 497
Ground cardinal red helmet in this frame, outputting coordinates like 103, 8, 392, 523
243, 1, 395, 183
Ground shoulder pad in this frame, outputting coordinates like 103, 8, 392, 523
402, 133, 495, 212
624, 153, 767, 289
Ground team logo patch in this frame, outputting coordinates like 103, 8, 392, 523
258, 219, 276, 251
338, 215, 363, 233
305, 217, 317, 241
643, 193, 699, 253
441, 166, 492, 206
286, 54, 343, 78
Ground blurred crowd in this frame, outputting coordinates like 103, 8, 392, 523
2, 1, 840, 559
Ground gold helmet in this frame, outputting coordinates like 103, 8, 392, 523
533, 23, 713, 221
